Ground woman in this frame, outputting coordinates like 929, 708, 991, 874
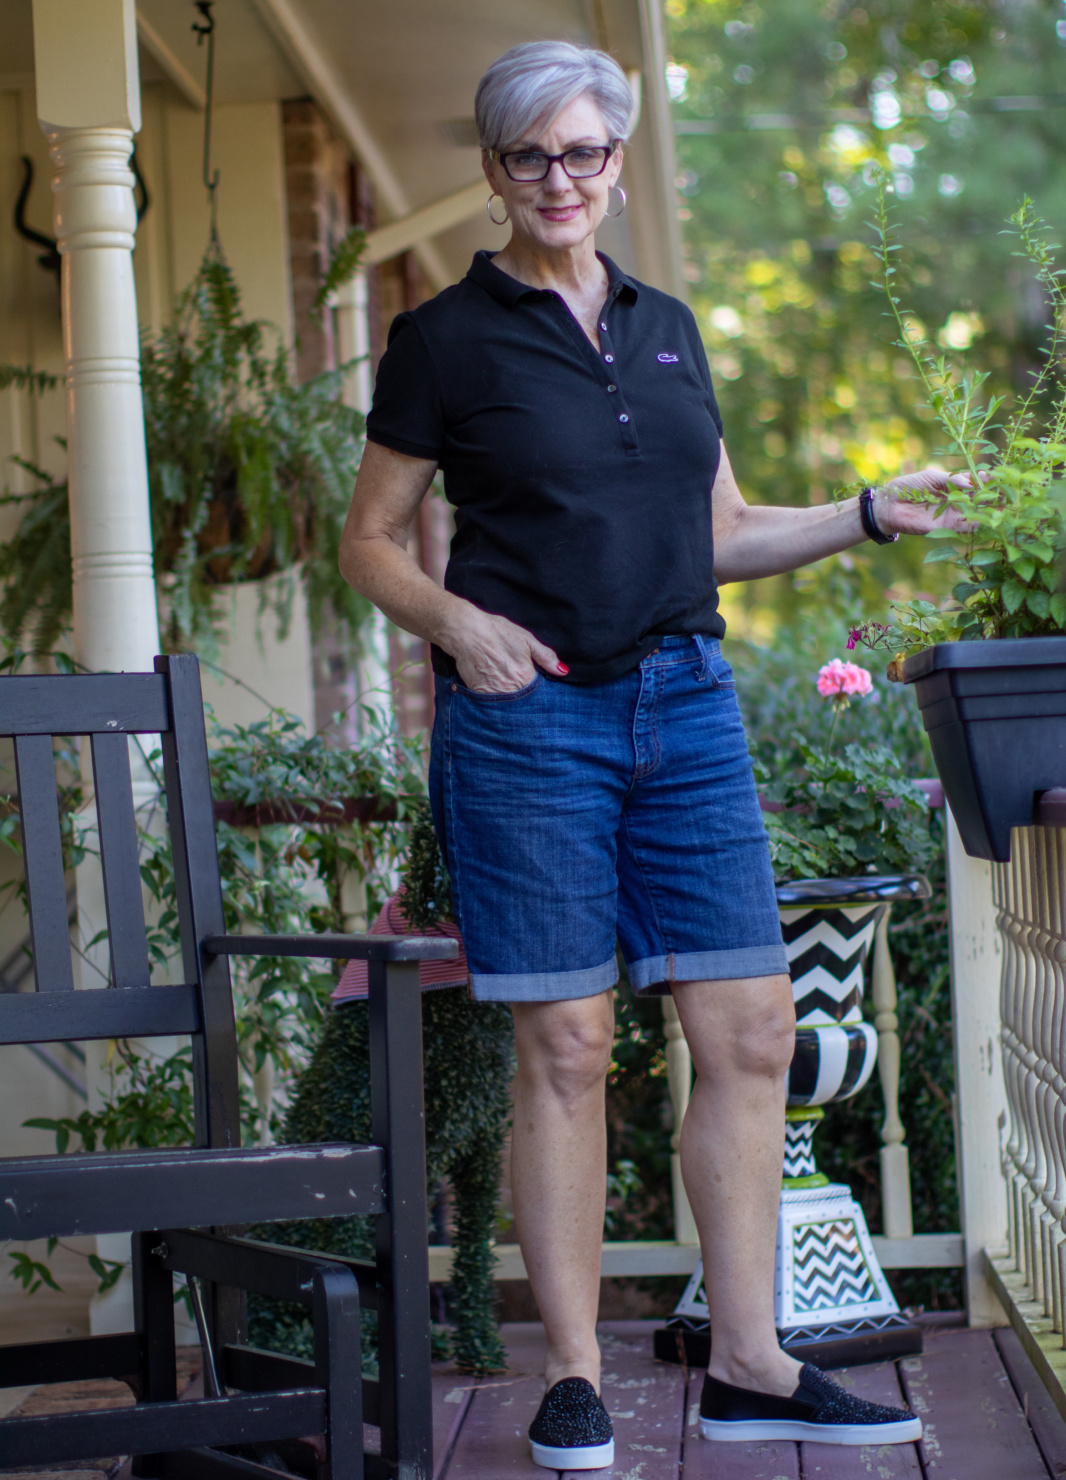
340, 41, 959, 1469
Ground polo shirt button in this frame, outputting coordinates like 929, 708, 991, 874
451, 684, 458, 692
607, 384, 617, 393
619, 413, 629, 423
600, 322, 608, 331
604, 354, 614, 363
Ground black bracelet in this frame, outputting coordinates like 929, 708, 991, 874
859, 487, 898, 545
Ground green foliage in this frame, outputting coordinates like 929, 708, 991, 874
667, 0, 1066, 632
729, 606, 938, 878
0, 364, 59, 396
0, 458, 72, 659
852, 185, 1066, 656
730, 609, 933, 774
762, 736, 937, 880
24, 1047, 196, 1154
0, 248, 372, 658
250, 978, 514, 1374
143, 249, 370, 656
246, 795, 514, 1375
603, 964, 674, 1245
8, 1244, 62, 1295
313, 226, 368, 318
401, 799, 454, 930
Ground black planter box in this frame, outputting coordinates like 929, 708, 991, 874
902, 637, 1066, 862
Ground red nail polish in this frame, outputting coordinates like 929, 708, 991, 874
557, 662, 569, 674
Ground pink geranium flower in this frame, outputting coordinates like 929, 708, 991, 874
816, 657, 874, 698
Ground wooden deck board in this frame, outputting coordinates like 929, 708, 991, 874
897, 1326, 1050, 1478
680, 1362, 800, 1480
431, 1321, 1060, 1479
444, 1325, 547, 1476
566, 1322, 683, 1480
994, 1325, 1066, 1479
800, 1360, 922, 1480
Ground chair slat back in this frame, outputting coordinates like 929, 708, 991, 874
0, 657, 241, 1148
13, 733, 74, 993
90, 732, 151, 988
156, 655, 241, 1149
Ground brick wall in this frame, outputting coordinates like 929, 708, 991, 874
281, 99, 447, 742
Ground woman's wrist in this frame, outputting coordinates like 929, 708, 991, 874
859, 487, 899, 544
432, 594, 486, 658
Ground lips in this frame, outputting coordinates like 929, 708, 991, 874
538, 205, 583, 221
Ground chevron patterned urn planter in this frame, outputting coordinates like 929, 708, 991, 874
655, 875, 930, 1371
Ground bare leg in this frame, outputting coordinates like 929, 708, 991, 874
670, 973, 803, 1397
510, 992, 615, 1390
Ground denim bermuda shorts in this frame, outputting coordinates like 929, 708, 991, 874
428, 634, 788, 1003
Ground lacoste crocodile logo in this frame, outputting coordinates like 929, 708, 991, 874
657, 352, 680, 363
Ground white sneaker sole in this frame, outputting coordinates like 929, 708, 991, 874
699, 1415, 922, 1445
530, 1438, 615, 1468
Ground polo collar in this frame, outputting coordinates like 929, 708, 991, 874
467, 249, 639, 307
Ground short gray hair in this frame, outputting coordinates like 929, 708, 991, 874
475, 41, 633, 153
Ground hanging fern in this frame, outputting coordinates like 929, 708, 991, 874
0, 457, 72, 657
0, 247, 373, 657
313, 225, 368, 318
0, 365, 59, 396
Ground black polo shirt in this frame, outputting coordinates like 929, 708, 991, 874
366, 250, 725, 685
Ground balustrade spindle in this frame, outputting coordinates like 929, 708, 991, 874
996, 826, 1066, 1342
873, 909, 914, 1239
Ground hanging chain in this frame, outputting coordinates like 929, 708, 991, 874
192, 0, 221, 244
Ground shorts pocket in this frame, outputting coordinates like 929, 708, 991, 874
457, 672, 544, 702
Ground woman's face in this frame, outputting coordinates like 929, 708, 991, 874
482, 92, 623, 255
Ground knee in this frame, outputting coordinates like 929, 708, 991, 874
517, 1010, 614, 1105
731, 987, 796, 1080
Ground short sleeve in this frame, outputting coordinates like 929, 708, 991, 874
365, 312, 445, 460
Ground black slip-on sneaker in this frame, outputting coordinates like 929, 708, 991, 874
528, 1376, 614, 1469
699, 1363, 922, 1445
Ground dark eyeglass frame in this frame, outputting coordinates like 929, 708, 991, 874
490, 141, 620, 183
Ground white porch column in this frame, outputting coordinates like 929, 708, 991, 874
33, 0, 163, 1338
33, 0, 160, 672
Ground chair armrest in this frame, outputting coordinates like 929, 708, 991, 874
202, 932, 459, 962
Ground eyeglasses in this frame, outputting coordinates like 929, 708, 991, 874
491, 142, 619, 183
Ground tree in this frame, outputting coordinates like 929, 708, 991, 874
666, 0, 1066, 630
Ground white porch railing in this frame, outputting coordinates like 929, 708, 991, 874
984, 796, 1066, 1413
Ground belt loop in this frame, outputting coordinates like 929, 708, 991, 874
694, 633, 711, 683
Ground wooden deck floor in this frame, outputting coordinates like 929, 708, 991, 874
432, 1321, 1066, 1480
4, 1317, 1065, 1478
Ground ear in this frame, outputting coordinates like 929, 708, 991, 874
481, 148, 500, 191
607, 144, 624, 187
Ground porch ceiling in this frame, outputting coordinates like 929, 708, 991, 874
4, 0, 678, 289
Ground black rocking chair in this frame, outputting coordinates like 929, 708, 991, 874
0, 654, 455, 1479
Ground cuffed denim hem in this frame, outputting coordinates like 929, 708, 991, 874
469, 957, 618, 1003
629, 945, 790, 996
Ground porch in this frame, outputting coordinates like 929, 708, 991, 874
3, 1321, 1064, 1480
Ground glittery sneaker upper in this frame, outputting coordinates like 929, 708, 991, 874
795, 1363, 914, 1425
529, 1377, 613, 1447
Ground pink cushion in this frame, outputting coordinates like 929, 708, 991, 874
331, 889, 469, 1003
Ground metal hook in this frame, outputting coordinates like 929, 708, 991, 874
14, 149, 149, 285
192, 0, 221, 240
13, 157, 60, 277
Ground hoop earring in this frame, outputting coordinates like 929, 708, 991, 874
486, 193, 509, 226
605, 184, 627, 218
